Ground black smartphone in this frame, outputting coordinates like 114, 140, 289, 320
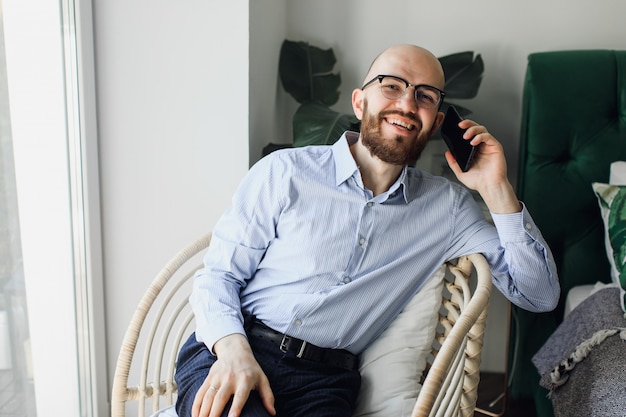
440, 106, 477, 172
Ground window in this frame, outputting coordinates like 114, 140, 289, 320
0, 12, 35, 413
2, 1, 106, 415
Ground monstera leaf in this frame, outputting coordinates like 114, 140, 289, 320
276, 40, 358, 149
279, 40, 341, 106
292, 102, 360, 147
438, 51, 484, 117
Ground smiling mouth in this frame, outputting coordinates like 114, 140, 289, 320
386, 118, 415, 131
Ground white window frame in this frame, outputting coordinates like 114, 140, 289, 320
4, 0, 106, 415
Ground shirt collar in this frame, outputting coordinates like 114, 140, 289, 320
332, 131, 360, 186
332, 131, 411, 204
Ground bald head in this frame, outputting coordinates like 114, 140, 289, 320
363, 44, 445, 90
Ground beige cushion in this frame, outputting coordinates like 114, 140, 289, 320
353, 265, 445, 417
148, 406, 177, 417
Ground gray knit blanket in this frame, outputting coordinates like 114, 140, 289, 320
532, 287, 626, 417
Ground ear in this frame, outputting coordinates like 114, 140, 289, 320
351, 88, 364, 120
429, 110, 445, 136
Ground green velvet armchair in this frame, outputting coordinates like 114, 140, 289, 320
513, 49, 626, 416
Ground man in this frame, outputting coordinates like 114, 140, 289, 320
175, 44, 560, 417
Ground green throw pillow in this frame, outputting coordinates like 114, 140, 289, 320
592, 182, 626, 313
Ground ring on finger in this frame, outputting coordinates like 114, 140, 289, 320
209, 385, 218, 394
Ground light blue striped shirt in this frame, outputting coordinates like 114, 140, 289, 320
191, 131, 559, 354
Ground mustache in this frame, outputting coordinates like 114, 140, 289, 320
378, 110, 420, 126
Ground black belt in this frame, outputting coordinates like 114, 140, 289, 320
246, 321, 359, 371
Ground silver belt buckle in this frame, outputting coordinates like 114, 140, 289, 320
296, 341, 308, 358
279, 334, 290, 353
279, 334, 307, 358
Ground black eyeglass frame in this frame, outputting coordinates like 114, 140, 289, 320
361, 74, 446, 110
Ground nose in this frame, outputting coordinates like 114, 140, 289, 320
396, 87, 419, 113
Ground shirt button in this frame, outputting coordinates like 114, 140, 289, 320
343, 276, 352, 284
525, 223, 532, 230
294, 319, 302, 326
359, 237, 366, 245
367, 202, 373, 207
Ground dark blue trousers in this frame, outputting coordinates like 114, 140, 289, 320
175, 332, 361, 417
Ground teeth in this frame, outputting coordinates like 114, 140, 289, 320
389, 119, 414, 130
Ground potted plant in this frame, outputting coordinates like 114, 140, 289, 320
263, 39, 484, 155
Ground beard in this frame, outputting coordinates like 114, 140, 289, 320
360, 99, 432, 166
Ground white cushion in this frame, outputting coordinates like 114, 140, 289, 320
148, 405, 177, 417
352, 265, 445, 417
564, 282, 617, 317
610, 161, 626, 185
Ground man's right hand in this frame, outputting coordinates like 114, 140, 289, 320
191, 334, 276, 417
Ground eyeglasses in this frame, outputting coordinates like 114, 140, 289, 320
361, 74, 445, 109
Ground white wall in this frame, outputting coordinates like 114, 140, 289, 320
249, 0, 288, 162
94, 1, 250, 403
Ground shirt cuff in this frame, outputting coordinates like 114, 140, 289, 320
195, 315, 246, 355
490, 202, 538, 243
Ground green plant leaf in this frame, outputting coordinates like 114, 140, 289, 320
439, 52, 484, 99
262, 142, 292, 157
279, 40, 341, 106
293, 102, 360, 147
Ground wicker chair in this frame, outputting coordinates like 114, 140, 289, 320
111, 233, 491, 417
